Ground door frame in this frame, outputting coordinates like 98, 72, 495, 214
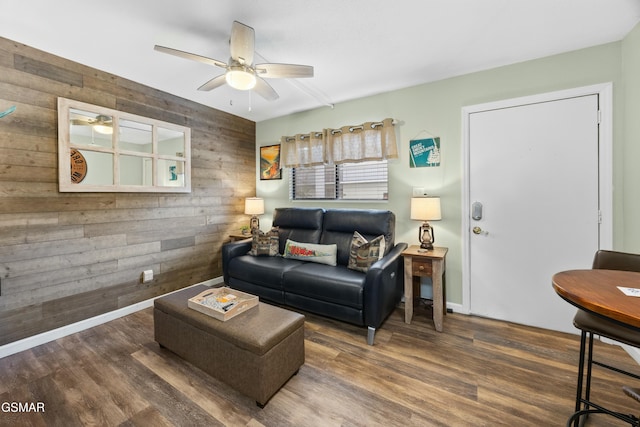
460, 83, 613, 315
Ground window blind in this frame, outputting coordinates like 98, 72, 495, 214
290, 160, 388, 200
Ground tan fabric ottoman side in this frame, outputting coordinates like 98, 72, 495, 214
154, 285, 305, 407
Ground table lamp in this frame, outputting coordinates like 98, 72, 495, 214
244, 197, 265, 231
410, 196, 442, 250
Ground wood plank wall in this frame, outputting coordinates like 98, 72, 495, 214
0, 37, 256, 346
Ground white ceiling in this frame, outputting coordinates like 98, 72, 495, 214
2, 0, 640, 122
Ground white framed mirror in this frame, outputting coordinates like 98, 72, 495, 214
58, 97, 191, 193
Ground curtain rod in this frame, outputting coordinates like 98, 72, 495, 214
284, 119, 396, 142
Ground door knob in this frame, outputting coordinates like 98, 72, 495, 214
472, 226, 488, 235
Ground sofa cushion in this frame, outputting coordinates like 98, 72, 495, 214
321, 209, 395, 265
227, 255, 303, 290
273, 208, 324, 254
348, 232, 386, 272
283, 239, 337, 266
283, 263, 365, 309
248, 227, 279, 256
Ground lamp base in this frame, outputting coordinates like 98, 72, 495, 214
250, 215, 260, 231
420, 241, 434, 250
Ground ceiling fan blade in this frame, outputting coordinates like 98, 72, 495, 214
253, 77, 279, 101
197, 74, 227, 91
255, 63, 314, 79
71, 118, 93, 126
154, 45, 227, 69
230, 21, 255, 65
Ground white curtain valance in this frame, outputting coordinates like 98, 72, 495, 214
280, 131, 325, 168
280, 118, 397, 167
326, 118, 397, 165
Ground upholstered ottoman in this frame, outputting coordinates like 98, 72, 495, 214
154, 285, 305, 407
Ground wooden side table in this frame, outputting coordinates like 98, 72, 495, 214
229, 233, 252, 242
401, 245, 448, 332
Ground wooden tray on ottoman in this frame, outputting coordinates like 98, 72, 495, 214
188, 287, 258, 321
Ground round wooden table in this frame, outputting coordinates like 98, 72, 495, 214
552, 269, 640, 330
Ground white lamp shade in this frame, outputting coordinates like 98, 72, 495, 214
411, 197, 442, 221
244, 197, 265, 215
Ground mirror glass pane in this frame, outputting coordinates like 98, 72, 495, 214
120, 119, 153, 153
120, 155, 152, 186
69, 108, 113, 148
76, 150, 114, 185
158, 127, 185, 156
158, 159, 185, 187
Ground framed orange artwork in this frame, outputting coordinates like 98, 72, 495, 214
260, 144, 281, 180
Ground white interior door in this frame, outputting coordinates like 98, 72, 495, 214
467, 94, 602, 334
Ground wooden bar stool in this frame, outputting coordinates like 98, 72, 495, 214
569, 250, 640, 427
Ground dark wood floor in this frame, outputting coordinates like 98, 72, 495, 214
1, 303, 639, 426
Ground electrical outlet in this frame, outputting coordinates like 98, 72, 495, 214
412, 187, 427, 197
141, 270, 153, 283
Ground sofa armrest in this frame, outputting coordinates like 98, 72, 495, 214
363, 242, 408, 328
222, 239, 252, 284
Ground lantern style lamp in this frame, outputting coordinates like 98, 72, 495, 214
410, 196, 442, 250
244, 197, 265, 231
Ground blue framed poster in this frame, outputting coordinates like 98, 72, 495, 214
409, 137, 441, 167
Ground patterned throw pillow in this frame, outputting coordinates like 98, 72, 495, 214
283, 239, 337, 266
248, 227, 279, 256
348, 231, 386, 272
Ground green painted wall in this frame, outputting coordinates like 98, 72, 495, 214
622, 23, 640, 252
257, 38, 630, 306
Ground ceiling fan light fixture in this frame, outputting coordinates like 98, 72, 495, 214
92, 115, 113, 134
93, 124, 113, 135
225, 68, 257, 90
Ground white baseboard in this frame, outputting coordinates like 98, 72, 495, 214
618, 343, 640, 365
0, 277, 223, 360
446, 302, 465, 314
599, 336, 640, 364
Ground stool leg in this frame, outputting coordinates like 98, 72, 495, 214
584, 332, 595, 415
574, 330, 588, 426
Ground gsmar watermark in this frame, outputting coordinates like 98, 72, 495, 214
1, 402, 45, 413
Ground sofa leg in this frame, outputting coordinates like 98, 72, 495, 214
367, 326, 376, 346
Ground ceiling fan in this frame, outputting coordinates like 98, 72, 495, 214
154, 21, 314, 101
71, 114, 113, 134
